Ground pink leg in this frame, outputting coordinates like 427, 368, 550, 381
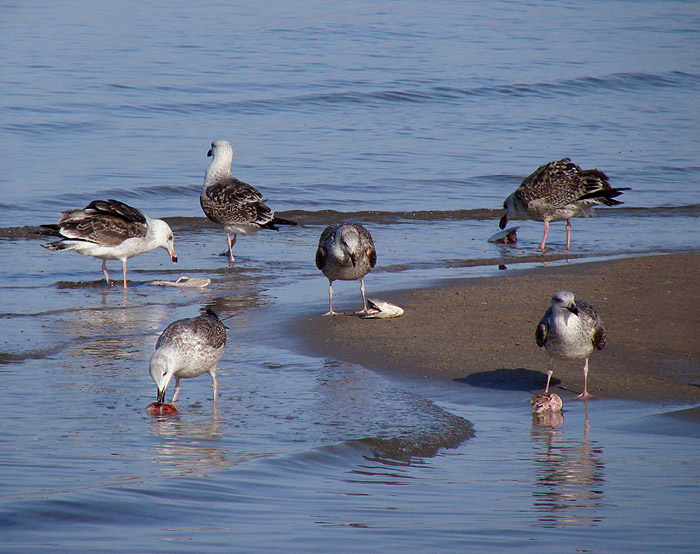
101, 260, 111, 285
539, 221, 550, 250
358, 276, 369, 314
565, 219, 572, 250
171, 377, 181, 402
211, 373, 218, 404
226, 234, 237, 263
323, 280, 336, 316
576, 358, 594, 400
122, 260, 128, 288
544, 358, 554, 392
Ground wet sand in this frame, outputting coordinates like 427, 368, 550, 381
298, 251, 700, 406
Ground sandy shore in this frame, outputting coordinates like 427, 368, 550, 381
297, 251, 700, 405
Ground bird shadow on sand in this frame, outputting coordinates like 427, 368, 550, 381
455, 368, 560, 392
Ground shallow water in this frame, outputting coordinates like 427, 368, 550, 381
1, 1, 700, 552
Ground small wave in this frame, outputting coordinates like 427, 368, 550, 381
103, 70, 700, 115
1, 120, 105, 137
4, 205, 699, 240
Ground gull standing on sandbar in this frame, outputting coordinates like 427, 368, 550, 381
200, 140, 296, 263
149, 309, 227, 405
315, 223, 376, 315
536, 291, 606, 400
499, 158, 629, 250
40, 199, 177, 288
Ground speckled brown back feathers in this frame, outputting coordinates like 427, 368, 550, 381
515, 158, 627, 209
40, 199, 148, 247
200, 177, 276, 229
156, 311, 227, 351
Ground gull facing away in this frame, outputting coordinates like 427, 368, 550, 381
499, 158, 630, 250
150, 309, 227, 405
536, 291, 606, 400
200, 140, 296, 263
40, 199, 177, 288
315, 223, 376, 316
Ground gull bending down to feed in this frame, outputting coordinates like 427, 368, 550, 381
40, 199, 177, 288
149, 309, 227, 405
499, 158, 629, 250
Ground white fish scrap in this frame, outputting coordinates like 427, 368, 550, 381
487, 226, 519, 244
359, 298, 404, 319
151, 276, 212, 288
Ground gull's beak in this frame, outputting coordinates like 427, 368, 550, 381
157, 388, 165, 403
499, 213, 508, 230
567, 304, 579, 316
207, 148, 213, 157
169, 248, 178, 263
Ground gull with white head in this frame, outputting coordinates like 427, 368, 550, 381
149, 309, 227, 405
536, 291, 606, 400
200, 139, 296, 263
40, 199, 177, 288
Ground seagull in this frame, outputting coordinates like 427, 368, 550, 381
499, 158, 630, 250
536, 291, 606, 400
40, 199, 177, 288
315, 223, 376, 316
200, 139, 296, 263
149, 309, 227, 405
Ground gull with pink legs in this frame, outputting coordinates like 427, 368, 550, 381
41, 199, 177, 288
536, 291, 606, 400
315, 223, 376, 316
499, 158, 629, 250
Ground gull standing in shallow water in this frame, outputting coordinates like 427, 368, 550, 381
536, 291, 606, 400
499, 158, 630, 250
200, 139, 296, 263
315, 223, 376, 315
149, 309, 227, 405
40, 199, 177, 288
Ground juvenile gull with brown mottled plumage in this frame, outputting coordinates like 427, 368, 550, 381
499, 158, 630, 250
200, 140, 296, 263
40, 199, 177, 288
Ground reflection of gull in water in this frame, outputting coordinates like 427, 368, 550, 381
531, 402, 604, 527
499, 158, 629, 250
150, 309, 227, 404
315, 223, 377, 315
40, 199, 178, 287
536, 291, 606, 400
58, 299, 172, 385
148, 415, 269, 477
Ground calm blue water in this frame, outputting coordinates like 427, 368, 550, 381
1, 1, 699, 552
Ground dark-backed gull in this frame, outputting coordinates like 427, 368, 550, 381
499, 158, 629, 250
315, 223, 376, 316
536, 291, 606, 400
40, 199, 177, 288
149, 309, 227, 405
200, 139, 296, 263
